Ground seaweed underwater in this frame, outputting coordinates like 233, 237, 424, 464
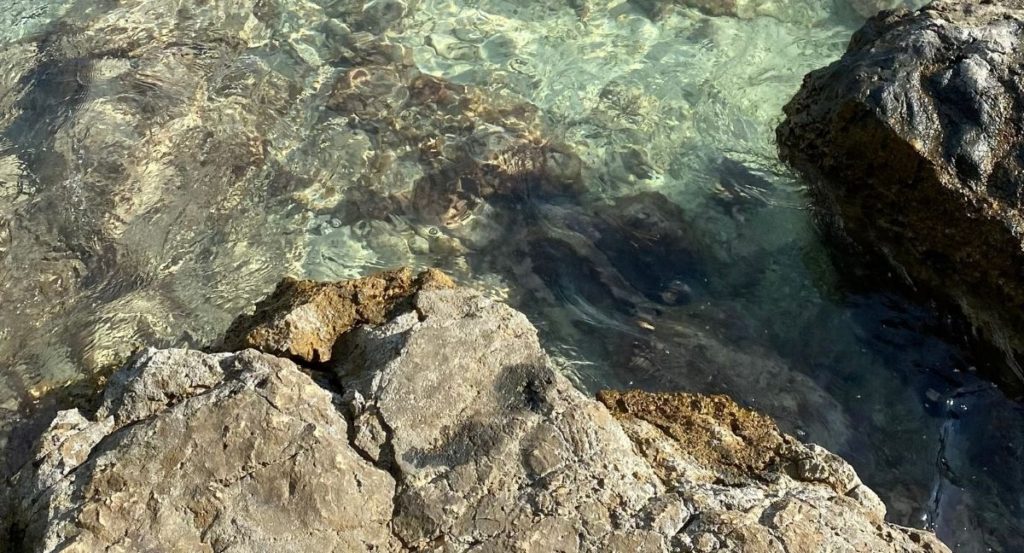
0, 0, 1018, 551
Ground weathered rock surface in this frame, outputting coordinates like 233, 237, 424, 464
3, 271, 949, 552
7, 349, 398, 552
777, 1, 1024, 385
222, 267, 453, 363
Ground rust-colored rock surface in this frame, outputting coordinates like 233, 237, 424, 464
599, 389, 949, 552
598, 390, 790, 482
221, 268, 454, 363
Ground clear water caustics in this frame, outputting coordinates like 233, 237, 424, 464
0, 0, 1019, 551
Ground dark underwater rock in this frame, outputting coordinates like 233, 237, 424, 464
846, 0, 902, 18
631, 0, 741, 19
0, 0, 582, 401
630, 0, 903, 20
468, 191, 706, 325
777, 1, 1024, 386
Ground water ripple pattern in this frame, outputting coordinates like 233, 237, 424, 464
0, 0, 1018, 552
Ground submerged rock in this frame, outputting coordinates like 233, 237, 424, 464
777, 1, 1024, 386
465, 190, 707, 322
628, 0, 818, 19
632, 0, 743, 19
2, 270, 949, 552
0, 0, 583, 404
847, 0, 902, 18
327, 62, 584, 228
621, 320, 853, 451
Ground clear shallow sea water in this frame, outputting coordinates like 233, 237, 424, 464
0, 0, 1019, 551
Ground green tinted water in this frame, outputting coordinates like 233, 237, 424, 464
0, 0, 1018, 551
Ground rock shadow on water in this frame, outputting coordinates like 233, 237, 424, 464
466, 191, 708, 320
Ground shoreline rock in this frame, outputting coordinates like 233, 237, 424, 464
221, 267, 454, 363
777, 1, 1024, 388
2, 270, 949, 552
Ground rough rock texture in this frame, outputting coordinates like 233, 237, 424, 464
4, 272, 949, 552
7, 349, 398, 552
777, 1, 1024, 384
222, 267, 453, 362
598, 391, 809, 482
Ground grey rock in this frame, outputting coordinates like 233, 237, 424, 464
8, 349, 397, 552
777, 1, 1024, 386
3, 278, 949, 552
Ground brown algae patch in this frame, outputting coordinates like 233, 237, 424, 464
222, 268, 454, 363
598, 389, 792, 481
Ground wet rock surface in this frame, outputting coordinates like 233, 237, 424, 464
777, 1, 1024, 388
2, 271, 949, 552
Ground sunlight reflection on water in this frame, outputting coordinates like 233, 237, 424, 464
0, 0, 1017, 551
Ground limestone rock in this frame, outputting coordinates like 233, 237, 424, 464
336, 287, 671, 550
600, 389, 946, 552
8, 348, 397, 552
221, 268, 453, 362
777, 1, 1024, 386
3, 271, 949, 552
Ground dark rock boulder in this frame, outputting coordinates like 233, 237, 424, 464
777, 1, 1024, 385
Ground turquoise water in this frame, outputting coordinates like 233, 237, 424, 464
0, 0, 1019, 551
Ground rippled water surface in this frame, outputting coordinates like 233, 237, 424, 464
0, 0, 1020, 551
